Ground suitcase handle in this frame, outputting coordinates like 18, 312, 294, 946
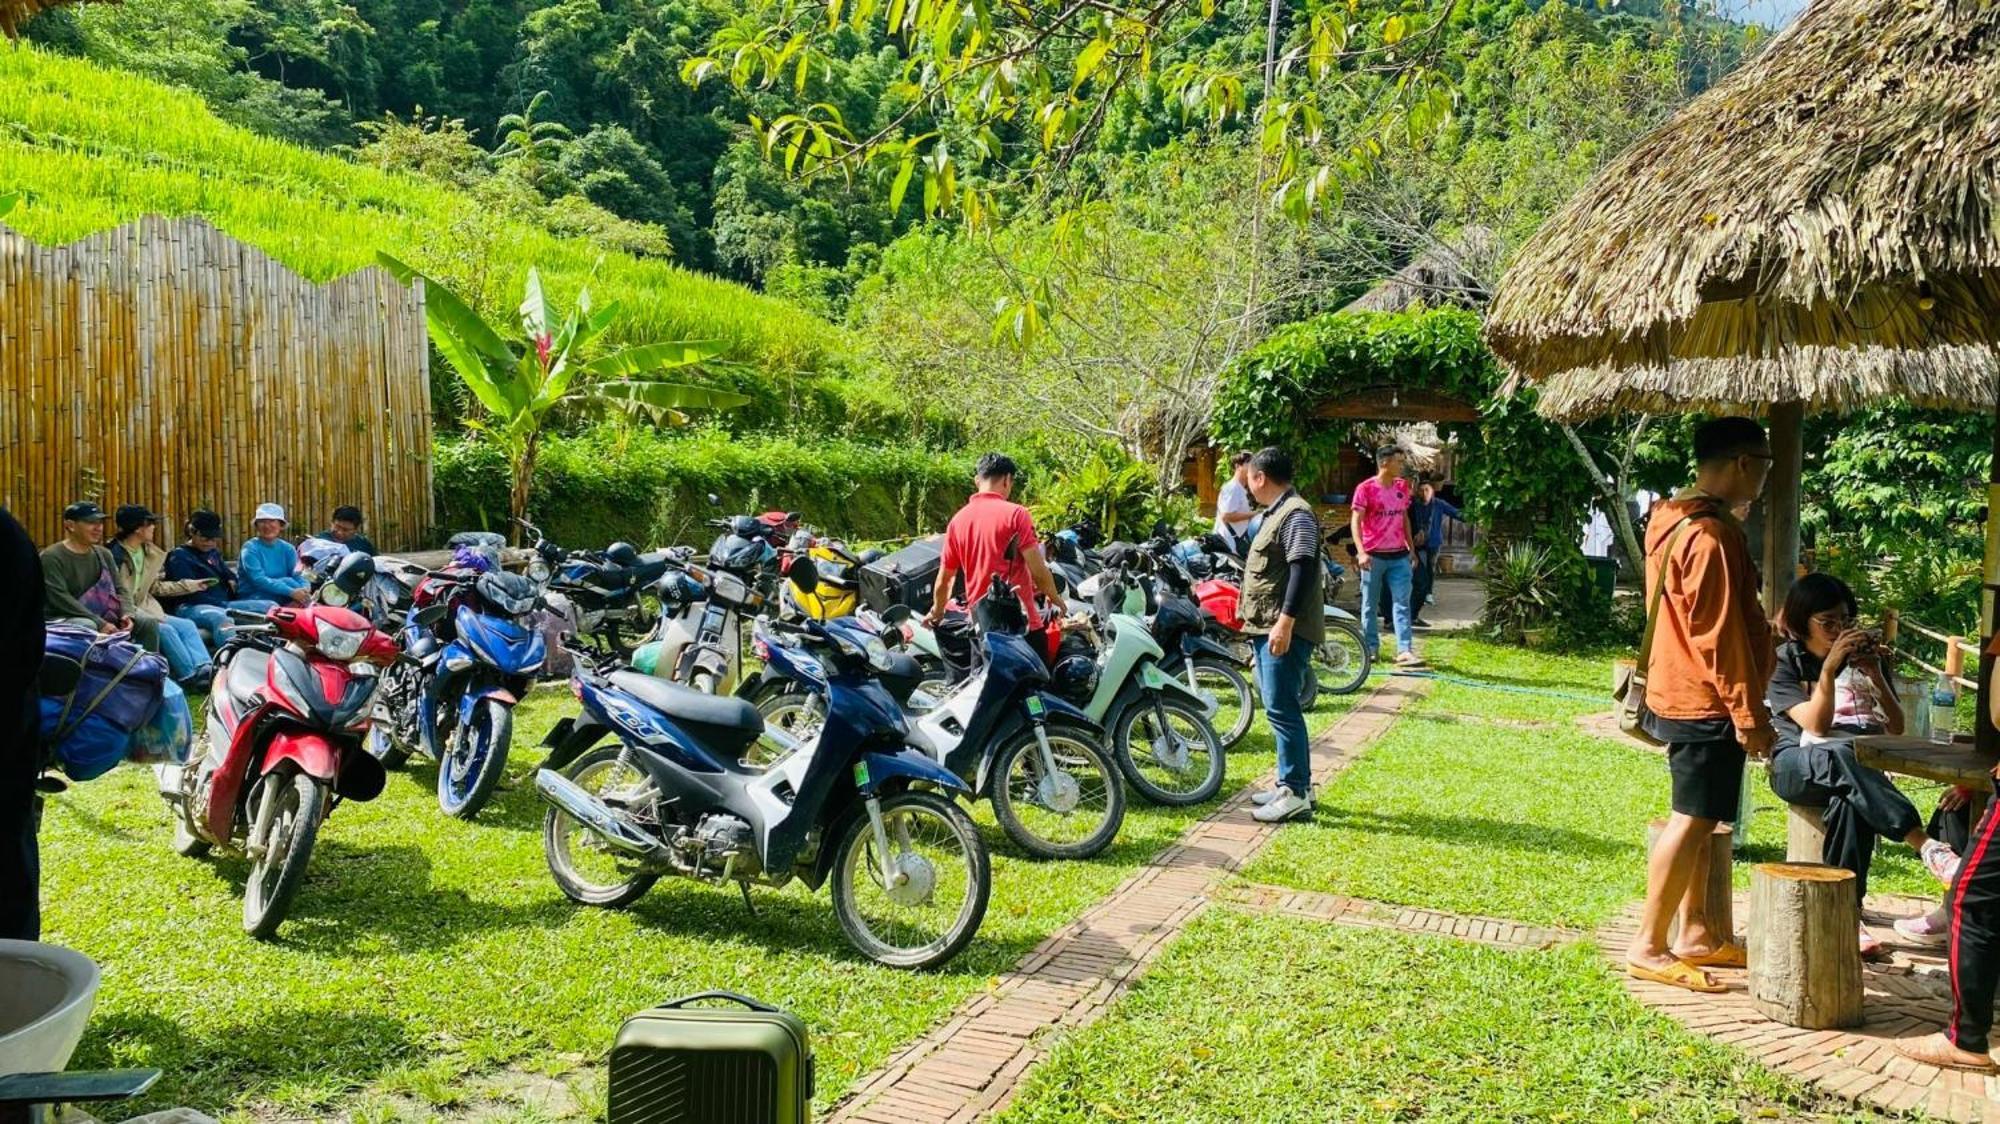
655, 991, 779, 1014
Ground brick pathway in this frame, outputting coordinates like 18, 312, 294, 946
1214, 882, 1578, 952
1600, 892, 2000, 1122
826, 676, 1426, 1124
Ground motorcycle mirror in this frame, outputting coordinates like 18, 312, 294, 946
706, 493, 722, 506
785, 554, 819, 594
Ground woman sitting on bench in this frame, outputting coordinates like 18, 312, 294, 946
1766, 573, 1961, 957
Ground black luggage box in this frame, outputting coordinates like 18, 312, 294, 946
609, 992, 812, 1124
859, 537, 943, 613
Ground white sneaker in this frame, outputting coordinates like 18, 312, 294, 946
1923, 839, 1963, 885
1251, 785, 1314, 807
1251, 790, 1312, 823
1394, 650, 1423, 667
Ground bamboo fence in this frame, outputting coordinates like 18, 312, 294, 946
0, 215, 433, 550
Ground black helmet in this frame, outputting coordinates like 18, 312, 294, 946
1051, 655, 1099, 703
476, 570, 539, 616
605, 542, 640, 567
711, 529, 774, 572
858, 547, 884, 565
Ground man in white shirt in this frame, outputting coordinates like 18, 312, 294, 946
1213, 452, 1255, 553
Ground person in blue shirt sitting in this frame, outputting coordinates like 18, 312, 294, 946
161, 510, 278, 650
237, 503, 309, 607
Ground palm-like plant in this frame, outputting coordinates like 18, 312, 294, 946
492, 90, 571, 187
378, 252, 749, 532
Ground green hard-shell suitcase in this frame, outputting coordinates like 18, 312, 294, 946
608, 991, 814, 1124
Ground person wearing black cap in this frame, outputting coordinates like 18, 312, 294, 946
40, 501, 139, 639
0, 506, 45, 940
163, 510, 276, 651
109, 505, 213, 688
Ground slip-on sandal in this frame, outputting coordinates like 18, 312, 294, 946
1675, 941, 1747, 969
1626, 959, 1726, 994
1892, 1033, 2000, 1074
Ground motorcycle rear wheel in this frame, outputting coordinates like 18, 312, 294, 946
989, 722, 1124, 860
1313, 620, 1372, 696
1112, 695, 1225, 806
243, 769, 325, 939
543, 746, 659, 908
751, 689, 821, 769
438, 698, 511, 820
170, 815, 211, 858
830, 790, 990, 970
1188, 657, 1253, 750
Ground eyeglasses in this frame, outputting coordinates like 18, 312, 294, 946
1809, 611, 1852, 629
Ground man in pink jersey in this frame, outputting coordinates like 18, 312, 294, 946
1350, 445, 1419, 666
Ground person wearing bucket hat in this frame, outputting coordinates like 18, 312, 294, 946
40, 500, 138, 638
108, 505, 214, 689
163, 510, 276, 650
238, 502, 309, 606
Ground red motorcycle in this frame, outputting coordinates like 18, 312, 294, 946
159, 604, 399, 937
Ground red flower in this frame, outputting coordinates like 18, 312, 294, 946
535, 333, 552, 368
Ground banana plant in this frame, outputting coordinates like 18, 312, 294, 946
378, 252, 749, 532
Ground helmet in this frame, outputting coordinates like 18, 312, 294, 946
476, 570, 538, 616
605, 542, 640, 568
1051, 655, 1099, 703
711, 530, 775, 572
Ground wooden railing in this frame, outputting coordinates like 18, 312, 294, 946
1881, 610, 1980, 692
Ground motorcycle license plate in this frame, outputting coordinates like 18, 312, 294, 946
1025, 696, 1046, 719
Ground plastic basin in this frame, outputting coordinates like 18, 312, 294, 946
0, 940, 100, 1076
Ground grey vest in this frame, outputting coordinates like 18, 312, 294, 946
1241, 491, 1324, 644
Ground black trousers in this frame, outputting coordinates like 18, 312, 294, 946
0, 785, 38, 942
1951, 793, 2000, 1051
1413, 547, 1436, 611
1768, 741, 1922, 904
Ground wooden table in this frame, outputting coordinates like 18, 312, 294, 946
1853, 734, 1999, 828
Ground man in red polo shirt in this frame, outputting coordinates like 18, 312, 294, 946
926, 453, 1067, 632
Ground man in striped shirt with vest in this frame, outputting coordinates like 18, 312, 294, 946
1240, 447, 1324, 824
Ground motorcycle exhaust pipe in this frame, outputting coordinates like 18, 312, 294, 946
534, 769, 670, 863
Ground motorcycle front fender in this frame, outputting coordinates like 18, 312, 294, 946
858, 747, 971, 797
1140, 662, 1210, 710
1027, 691, 1097, 730
1324, 604, 1359, 624
259, 730, 342, 782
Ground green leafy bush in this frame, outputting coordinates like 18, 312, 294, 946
434, 426, 976, 549
1481, 542, 1561, 644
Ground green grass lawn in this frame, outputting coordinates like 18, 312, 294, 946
41, 686, 1356, 1120
993, 909, 1872, 1124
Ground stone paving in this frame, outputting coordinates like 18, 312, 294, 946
825, 675, 1426, 1124
1600, 892, 2000, 1123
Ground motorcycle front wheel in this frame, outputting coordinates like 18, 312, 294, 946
1314, 619, 1373, 696
543, 746, 659, 908
830, 790, 990, 970
438, 697, 512, 820
243, 769, 326, 939
989, 722, 1124, 860
1112, 695, 1225, 806
751, 689, 821, 769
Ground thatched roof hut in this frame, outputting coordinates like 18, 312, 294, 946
1, 0, 113, 37
1341, 227, 1499, 315
1483, 0, 2000, 422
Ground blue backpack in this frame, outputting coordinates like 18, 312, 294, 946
38, 624, 169, 781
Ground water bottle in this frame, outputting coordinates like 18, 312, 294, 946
1930, 674, 1960, 744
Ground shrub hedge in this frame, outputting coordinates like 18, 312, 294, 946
434, 427, 977, 549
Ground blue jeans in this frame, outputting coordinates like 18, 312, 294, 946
1360, 554, 1415, 656
151, 613, 211, 679
175, 599, 276, 651
1252, 634, 1313, 798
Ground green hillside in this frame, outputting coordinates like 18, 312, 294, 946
0, 45, 849, 381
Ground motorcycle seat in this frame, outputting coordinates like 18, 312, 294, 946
607, 670, 765, 757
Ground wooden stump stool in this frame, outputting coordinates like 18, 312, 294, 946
1647, 819, 1735, 945
1785, 805, 1827, 863
1748, 863, 1862, 1029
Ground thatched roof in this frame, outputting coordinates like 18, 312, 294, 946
1483, 0, 2000, 421
0, 0, 113, 37
1341, 226, 1498, 314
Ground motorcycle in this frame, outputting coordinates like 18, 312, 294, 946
535, 615, 991, 970
646, 516, 779, 694
368, 565, 546, 818
1183, 537, 1372, 703
529, 520, 671, 658
158, 603, 397, 937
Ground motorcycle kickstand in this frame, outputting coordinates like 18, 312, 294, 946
721, 854, 758, 918
864, 796, 904, 889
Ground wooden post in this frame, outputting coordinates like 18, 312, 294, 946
1881, 609, 1899, 649
1785, 804, 1826, 863
1647, 819, 1735, 945
1947, 638, 1967, 684
1763, 402, 1805, 617
1748, 863, 1862, 1029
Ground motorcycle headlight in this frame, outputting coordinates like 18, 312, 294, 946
529, 558, 551, 583
320, 585, 350, 607
316, 623, 365, 662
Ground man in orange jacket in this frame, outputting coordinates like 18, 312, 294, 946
1625, 416, 1777, 993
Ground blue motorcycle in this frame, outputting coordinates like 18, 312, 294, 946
369, 568, 545, 819
535, 614, 991, 970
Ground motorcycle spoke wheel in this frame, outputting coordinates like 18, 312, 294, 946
242, 771, 324, 939
1115, 697, 1225, 806
991, 726, 1124, 860
831, 791, 989, 970
1314, 623, 1372, 696
542, 748, 658, 908
1189, 659, 1253, 750
437, 699, 511, 820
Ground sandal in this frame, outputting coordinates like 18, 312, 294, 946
1627, 958, 1726, 994
1893, 1033, 1999, 1074
1674, 941, 1747, 970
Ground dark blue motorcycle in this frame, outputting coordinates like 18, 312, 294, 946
369, 568, 545, 819
535, 612, 991, 969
